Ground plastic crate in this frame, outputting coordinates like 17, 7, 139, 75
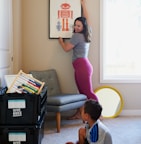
0, 87, 47, 125
0, 113, 45, 144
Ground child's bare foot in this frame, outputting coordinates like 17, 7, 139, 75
65, 142, 74, 144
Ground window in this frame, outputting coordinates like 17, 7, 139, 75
100, 0, 141, 83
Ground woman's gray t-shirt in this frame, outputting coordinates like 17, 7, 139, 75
70, 33, 90, 62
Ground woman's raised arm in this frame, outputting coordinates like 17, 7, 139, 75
81, 0, 91, 26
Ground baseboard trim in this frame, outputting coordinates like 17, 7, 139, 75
120, 110, 141, 116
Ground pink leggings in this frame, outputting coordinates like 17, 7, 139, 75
73, 58, 98, 101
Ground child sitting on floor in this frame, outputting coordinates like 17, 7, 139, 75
66, 99, 112, 144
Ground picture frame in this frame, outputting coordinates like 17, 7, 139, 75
49, 0, 81, 39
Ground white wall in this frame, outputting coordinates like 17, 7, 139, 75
12, 0, 141, 112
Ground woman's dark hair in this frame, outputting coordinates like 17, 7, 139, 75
84, 99, 102, 121
73, 17, 91, 42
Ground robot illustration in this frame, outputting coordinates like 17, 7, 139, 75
57, 3, 73, 32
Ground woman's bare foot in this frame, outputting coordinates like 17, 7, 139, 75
99, 115, 104, 121
67, 114, 81, 120
67, 109, 81, 120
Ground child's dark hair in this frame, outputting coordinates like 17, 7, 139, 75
84, 99, 102, 121
73, 17, 91, 42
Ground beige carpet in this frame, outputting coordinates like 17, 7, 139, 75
41, 115, 141, 144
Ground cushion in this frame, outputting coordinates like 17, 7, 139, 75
47, 94, 87, 105
47, 100, 86, 112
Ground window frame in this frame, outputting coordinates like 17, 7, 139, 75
100, 0, 141, 83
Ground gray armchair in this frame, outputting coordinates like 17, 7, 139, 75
29, 69, 87, 132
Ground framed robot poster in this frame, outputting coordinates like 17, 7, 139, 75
49, 0, 81, 39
